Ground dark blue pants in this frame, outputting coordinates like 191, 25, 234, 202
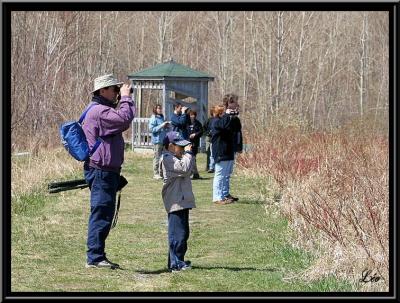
167, 208, 190, 270
84, 167, 119, 264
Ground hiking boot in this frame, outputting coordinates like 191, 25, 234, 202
207, 169, 215, 173
226, 194, 239, 202
214, 198, 233, 205
192, 174, 201, 180
86, 258, 120, 269
223, 196, 235, 204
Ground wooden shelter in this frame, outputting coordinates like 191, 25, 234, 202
127, 59, 214, 151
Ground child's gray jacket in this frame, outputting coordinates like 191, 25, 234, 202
160, 150, 196, 213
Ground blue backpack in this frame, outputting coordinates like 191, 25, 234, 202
60, 103, 102, 161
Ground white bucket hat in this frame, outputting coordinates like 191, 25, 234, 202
92, 74, 124, 93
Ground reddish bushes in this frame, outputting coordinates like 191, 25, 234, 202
237, 127, 389, 291
237, 129, 329, 189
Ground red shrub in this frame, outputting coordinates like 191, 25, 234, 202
238, 127, 389, 290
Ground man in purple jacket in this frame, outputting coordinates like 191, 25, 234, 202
82, 74, 136, 269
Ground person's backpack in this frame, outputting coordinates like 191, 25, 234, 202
59, 103, 102, 161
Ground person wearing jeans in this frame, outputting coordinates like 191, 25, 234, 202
82, 74, 135, 269
222, 93, 243, 200
211, 105, 241, 205
223, 95, 243, 157
212, 159, 234, 202
84, 167, 120, 265
209, 146, 215, 172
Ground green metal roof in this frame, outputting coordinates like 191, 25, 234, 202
128, 60, 214, 80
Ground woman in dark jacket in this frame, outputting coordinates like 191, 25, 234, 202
220, 94, 243, 204
211, 105, 241, 204
187, 110, 203, 179
223, 94, 243, 154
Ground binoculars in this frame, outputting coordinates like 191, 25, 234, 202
116, 88, 134, 101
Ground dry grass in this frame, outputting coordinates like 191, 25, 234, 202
236, 124, 389, 291
11, 147, 82, 199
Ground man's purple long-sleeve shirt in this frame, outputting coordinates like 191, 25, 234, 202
82, 96, 136, 172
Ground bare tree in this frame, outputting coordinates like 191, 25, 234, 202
10, 11, 389, 151
358, 12, 369, 117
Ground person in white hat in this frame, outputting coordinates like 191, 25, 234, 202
82, 74, 136, 269
91, 74, 124, 107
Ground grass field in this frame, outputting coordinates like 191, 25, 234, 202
11, 152, 354, 293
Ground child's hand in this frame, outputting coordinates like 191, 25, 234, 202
184, 144, 192, 152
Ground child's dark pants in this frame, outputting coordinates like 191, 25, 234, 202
167, 208, 190, 270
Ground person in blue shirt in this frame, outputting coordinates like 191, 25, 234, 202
171, 102, 190, 140
149, 104, 170, 179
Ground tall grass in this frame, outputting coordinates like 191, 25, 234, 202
11, 148, 82, 214
236, 121, 389, 291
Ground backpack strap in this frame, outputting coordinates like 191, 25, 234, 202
79, 102, 103, 157
89, 139, 102, 156
78, 102, 98, 124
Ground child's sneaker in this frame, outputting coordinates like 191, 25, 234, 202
170, 261, 192, 272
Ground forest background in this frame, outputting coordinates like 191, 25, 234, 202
11, 11, 388, 150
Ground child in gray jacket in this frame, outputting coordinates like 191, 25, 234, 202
160, 131, 195, 272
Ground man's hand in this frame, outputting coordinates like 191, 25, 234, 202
182, 106, 189, 113
120, 84, 132, 97
189, 134, 195, 139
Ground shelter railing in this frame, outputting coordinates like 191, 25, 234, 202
131, 118, 153, 149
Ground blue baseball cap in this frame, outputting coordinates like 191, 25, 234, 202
163, 131, 191, 147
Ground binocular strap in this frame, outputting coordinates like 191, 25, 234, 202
111, 191, 122, 229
